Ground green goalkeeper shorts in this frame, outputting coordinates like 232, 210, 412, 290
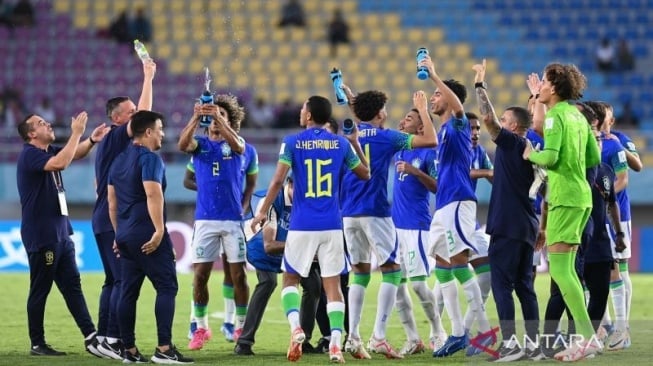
546, 206, 591, 245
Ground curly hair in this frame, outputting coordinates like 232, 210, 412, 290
352, 90, 388, 122
543, 63, 587, 101
214, 94, 245, 132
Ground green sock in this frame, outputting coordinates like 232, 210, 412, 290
618, 261, 628, 272
281, 287, 300, 315
452, 265, 474, 284
223, 284, 234, 300
435, 266, 454, 283
549, 251, 594, 338
474, 263, 491, 275
352, 273, 371, 287
193, 303, 208, 318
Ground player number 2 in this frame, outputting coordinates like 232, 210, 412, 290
304, 158, 333, 198
212, 161, 220, 176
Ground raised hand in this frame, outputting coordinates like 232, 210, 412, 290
472, 59, 487, 83
413, 90, 428, 111
90, 123, 111, 143
527, 73, 542, 96
417, 54, 436, 78
143, 59, 157, 80
70, 111, 88, 136
341, 83, 356, 104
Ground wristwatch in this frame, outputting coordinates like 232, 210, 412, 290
475, 81, 487, 90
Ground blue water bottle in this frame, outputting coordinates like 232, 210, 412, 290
342, 118, 355, 135
330, 68, 348, 105
416, 47, 430, 80
199, 67, 214, 127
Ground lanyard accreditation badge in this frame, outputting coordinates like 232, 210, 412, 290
51, 171, 68, 216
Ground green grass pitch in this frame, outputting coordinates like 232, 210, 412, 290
1, 272, 652, 365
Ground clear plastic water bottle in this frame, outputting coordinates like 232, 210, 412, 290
133, 39, 151, 62
416, 47, 430, 80
330, 68, 348, 105
199, 67, 213, 127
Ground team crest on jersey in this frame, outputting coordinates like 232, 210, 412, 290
602, 176, 611, 191
44, 250, 54, 266
221, 142, 232, 157
411, 158, 422, 168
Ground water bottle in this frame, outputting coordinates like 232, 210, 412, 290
330, 68, 348, 105
342, 118, 355, 135
416, 47, 430, 80
133, 39, 151, 62
199, 67, 213, 127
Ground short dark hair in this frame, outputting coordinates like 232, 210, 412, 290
585, 101, 606, 129
106, 96, 130, 119
575, 101, 599, 127
131, 110, 164, 137
443, 79, 467, 104
352, 90, 387, 122
214, 94, 245, 132
17, 114, 36, 142
465, 112, 479, 121
306, 95, 332, 124
505, 106, 532, 130
326, 118, 339, 134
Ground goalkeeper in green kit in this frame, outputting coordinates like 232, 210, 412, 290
522, 63, 601, 362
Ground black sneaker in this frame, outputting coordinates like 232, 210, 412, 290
302, 341, 316, 354
151, 345, 194, 364
84, 334, 105, 358
524, 345, 547, 361
122, 348, 148, 363
98, 339, 124, 360
30, 344, 66, 356
234, 343, 255, 356
487, 345, 524, 362
315, 337, 330, 354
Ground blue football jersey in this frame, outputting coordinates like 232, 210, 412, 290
526, 129, 545, 216
341, 122, 412, 217
435, 115, 476, 209
279, 128, 361, 230
470, 144, 493, 192
600, 137, 630, 221
391, 148, 437, 230
193, 136, 246, 220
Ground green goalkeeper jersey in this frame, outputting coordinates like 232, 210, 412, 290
529, 101, 600, 208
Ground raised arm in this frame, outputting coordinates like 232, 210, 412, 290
527, 73, 545, 137
472, 59, 501, 141
410, 91, 438, 148
137, 60, 156, 112
44, 112, 87, 171
420, 55, 464, 118
178, 104, 201, 153
74, 123, 111, 160
205, 104, 245, 155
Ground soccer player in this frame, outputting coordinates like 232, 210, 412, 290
575, 102, 628, 346
178, 95, 249, 350
466, 112, 493, 331
250, 95, 370, 363
340, 89, 437, 359
589, 101, 631, 349
108, 110, 193, 364
17, 112, 108, 357
234, 175, 293, 356
184, 135, 259, 343
474, 60, 541, 361
178, 96, 249, 351
523, 63, 601, 361
391, 107, 446, 356
418, 55, 493, 358
94, 59, 156, 359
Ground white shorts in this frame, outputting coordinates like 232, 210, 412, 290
344, 216, 399, 266
608, 220, 632, 260
282, 230, 346, 278
469, 228, 489, 261
397, 229, 431, 278
429, 201, 477, 263
191, 220, 246, 264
